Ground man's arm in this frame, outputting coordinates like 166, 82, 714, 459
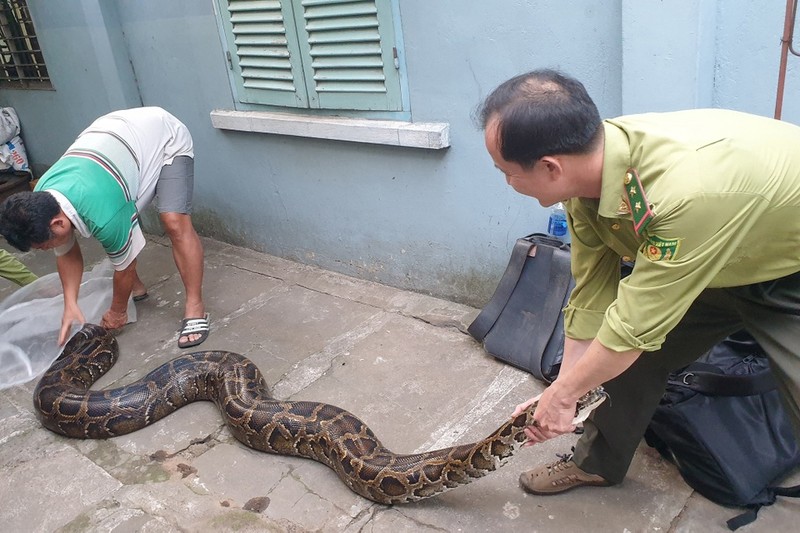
524, 339, 642, 443
101, 259, 136, 330
56, 241, 86, 345
511, 337, 592, 417
561, 337, 593, 375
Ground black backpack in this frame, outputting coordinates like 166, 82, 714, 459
645, 332, 800, 530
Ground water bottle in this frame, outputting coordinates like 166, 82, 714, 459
547, 202, 568, 239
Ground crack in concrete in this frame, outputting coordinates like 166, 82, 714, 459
414, 365, 530, 452
285, 467, 378, 532
223, 263, 285, 283
293, 281, 472, 336
347, 506, 377, 532
149, 424, 227, 465
404, 312, 470, 334
384, 507, 453, 532
271, 312, 392, 399
229, 262, 472, 336
178, 424, 228, 457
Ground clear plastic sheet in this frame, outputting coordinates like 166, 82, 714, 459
0, 260, 136, 389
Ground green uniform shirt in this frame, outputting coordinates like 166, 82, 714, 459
563, 109, 800, 352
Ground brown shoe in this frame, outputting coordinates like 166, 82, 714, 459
519, 453, 610, 495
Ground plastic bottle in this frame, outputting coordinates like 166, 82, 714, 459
547, 202, 568, 239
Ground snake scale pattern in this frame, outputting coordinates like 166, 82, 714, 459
33, 324, 607, 504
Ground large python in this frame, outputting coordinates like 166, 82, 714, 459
33, 324, 607, 505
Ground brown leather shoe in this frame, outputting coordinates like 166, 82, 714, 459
519, 453, 611, 495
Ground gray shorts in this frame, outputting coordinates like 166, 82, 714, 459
155, 155, 194, 214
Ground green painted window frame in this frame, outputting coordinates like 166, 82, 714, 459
216, 0, 403, 112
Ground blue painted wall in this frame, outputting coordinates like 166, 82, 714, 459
2, 0, 798, 306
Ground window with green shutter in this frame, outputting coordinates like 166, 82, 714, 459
216, 0, 403, 112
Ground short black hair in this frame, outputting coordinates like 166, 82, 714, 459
477, 69, 602, 168
0, 191, 60, 251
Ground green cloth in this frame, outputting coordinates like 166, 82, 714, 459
0, 248, 37, 286
563, 109, 800, 352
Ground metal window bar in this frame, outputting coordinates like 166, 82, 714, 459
0, 0, 51, 89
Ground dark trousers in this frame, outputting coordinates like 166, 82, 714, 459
573, 271, 800, 484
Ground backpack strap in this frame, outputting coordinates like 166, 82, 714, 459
726, 506, 762, 531
678, 368, 777, 396
526, 239, 573, 372
773, 483, 800, 498
467, 237, 535, 341
468, 233, 570, 342
725, 484, 800, 531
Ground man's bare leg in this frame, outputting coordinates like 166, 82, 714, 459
159, 212, 205, 344
131, 268, 147, 299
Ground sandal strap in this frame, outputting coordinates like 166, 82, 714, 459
180, 315, 210, 334
181, 323, 209, 334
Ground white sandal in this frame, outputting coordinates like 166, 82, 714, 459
178, 313, 210, 349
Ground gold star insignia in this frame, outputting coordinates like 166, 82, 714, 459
625, 168, 655, 234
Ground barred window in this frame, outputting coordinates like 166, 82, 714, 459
0, 0, 51, 89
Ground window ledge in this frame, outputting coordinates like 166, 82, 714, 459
210, 110, 450, 150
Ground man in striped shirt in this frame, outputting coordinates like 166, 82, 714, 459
0, 107, 209, 348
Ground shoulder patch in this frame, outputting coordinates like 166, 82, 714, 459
643, 235, 681, 261
625, 168, 654, 234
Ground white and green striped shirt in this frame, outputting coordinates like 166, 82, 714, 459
34, 107, 193, 270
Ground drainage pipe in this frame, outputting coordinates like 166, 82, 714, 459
775, 0, 799, 119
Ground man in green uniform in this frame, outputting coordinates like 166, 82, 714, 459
0, 248, 37, 286
478, 69, 800, 494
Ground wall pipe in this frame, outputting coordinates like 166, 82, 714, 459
775, 0, 799, 119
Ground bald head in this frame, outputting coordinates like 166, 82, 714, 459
477, 69, 603, 169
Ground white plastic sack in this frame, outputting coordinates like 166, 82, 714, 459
0, 260, 136, 389
0, 107, 20, 144
0, 135, 30, 172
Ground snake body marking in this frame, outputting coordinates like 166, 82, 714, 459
34, 324, 607, 504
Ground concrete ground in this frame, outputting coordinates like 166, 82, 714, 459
1, 234, 798, 533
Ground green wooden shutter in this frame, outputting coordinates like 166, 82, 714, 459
218, 0, 308, 107
290, 0, 402, 111
218, 0, 403, 111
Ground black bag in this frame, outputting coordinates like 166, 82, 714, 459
468, 233, 573, 383
645, 332, 800, 530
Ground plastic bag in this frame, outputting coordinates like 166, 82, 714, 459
0, 107, 20, 144
0, 260, 136, 389
0, 135, 30, 172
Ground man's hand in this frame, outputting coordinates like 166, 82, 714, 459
512, 393, 542, 418
509, 337, 594, 445
58, 303, 86, 346
523, 383, 581, 444
513, 339, 644, 446
101, 309, 128, 330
